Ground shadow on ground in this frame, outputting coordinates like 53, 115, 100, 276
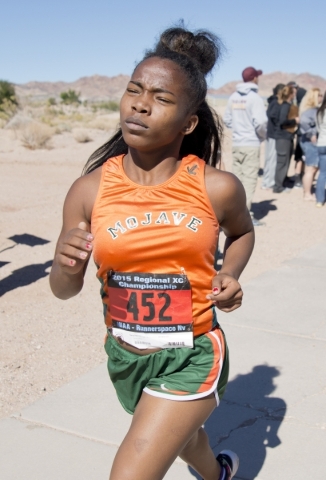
0, 234, 50, 254
0, 260, 52, 297
251, 200, 277, 220
0, 261, 10, 268
189, 365, 286, 480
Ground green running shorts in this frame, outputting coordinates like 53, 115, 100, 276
104, 326, 229, 414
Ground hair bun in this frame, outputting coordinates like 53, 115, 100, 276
158, 27, 223, 75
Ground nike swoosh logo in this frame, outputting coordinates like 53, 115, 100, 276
187, 165, 198, 175
160, 383, 170, 391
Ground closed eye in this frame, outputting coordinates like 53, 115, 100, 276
157, 97, 172, 104
126, 88, 140, 94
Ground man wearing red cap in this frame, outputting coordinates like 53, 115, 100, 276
224, 67, 267, 226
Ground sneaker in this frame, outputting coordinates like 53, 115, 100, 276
316, 202, 323, 208
216, 450, 239, 479
252, 216, 265, 227
294, 181, 302, 189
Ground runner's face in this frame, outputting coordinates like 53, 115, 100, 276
120, 57, 197, 153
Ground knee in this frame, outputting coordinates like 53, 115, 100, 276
110, 464, 135, 480
181, 427, 208, 456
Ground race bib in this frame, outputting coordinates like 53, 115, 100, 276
107, 271, 193, 349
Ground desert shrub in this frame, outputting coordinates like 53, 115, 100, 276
74, 129, 93, 143
89, 115, 119, 131
0, 80, 18, 106
0, 80, 18, 122
92, 100, 119, 112
54, 123, 72, 134
60, 89, 81, 105
5, 114, 32, 130
48, 97, 56, 106
19, 122, 53, 149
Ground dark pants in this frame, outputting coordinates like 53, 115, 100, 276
275, 139, 292, 189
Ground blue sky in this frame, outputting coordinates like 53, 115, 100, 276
1, 0, 325, 88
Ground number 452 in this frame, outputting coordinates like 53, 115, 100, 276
127, 292, 172, 322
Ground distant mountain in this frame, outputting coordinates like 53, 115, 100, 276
15, 74, 130, 102
208, 72, 326, 98
15, 71, 326, 102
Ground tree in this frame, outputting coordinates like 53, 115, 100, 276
0, 80, 18, 105
0, 80, 18, 120
60, 89, 81, 105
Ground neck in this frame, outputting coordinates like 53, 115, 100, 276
123, 145, 183, 186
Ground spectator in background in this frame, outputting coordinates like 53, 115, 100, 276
262, 83, 285, 189
316, 91, 326, 207
288, 83, 307, 187
274, 86, 300, 193
223, 66, 267, 226
287, 81, 298, 99
299, 88, 322, 200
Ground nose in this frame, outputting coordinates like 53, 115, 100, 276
132, 92, 151, 114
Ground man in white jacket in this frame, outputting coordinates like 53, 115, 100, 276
223, 67, 267, 226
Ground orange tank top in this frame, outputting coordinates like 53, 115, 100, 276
91, 154, 219, 337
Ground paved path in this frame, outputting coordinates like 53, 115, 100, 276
1, 241, 325, 479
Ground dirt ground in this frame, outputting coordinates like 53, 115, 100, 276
1, 124, 325, 420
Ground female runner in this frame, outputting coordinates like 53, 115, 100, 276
50, 26, 254, 480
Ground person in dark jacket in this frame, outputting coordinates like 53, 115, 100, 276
262, 83, 285, 189
288, 82, 307, 188
273, 86, 300, 193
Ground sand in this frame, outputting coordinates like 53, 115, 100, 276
1, 124, 325, 420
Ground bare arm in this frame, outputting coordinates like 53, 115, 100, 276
49, 168, 100, 299
205, 166, 255, 311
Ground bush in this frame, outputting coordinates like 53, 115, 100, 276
92, 100, 119, 112
19, 122, 53, 149
0, 80, 18, 121
89, 116, 119, 131
0, 80, 18, 106
74, 129, 92, 143
47, 97, 56, 106
60, 89, 81, 105
54, 123, 72, 134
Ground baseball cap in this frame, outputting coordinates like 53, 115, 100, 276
242, 67, 263, 82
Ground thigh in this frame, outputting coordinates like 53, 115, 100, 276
302, 141, 319, 167
243, 147, 260, 176
264, 138, 272, 160
276, 139, 289, 155
232, 147, 244, 178
109, 392, 217, 480
276, 139, 290, 164
264, 139, 275, 164
318, 147, 326, 172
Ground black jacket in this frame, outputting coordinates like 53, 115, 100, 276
267, 95, 280, 139
275, 102, 297, 140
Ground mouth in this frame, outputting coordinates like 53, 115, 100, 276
125, 116, 148, 130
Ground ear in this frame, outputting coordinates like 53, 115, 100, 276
182, 115, 199, 136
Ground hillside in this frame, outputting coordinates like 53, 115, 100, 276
208, 71, 326, 98
15, 74, 130, 102
14, 71, 326, 103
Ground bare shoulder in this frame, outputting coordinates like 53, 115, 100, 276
205, 165, 245, 205
204, 164, 250, 232
64, 166, 102, 224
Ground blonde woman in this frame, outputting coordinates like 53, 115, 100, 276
299, 88, 323, 200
